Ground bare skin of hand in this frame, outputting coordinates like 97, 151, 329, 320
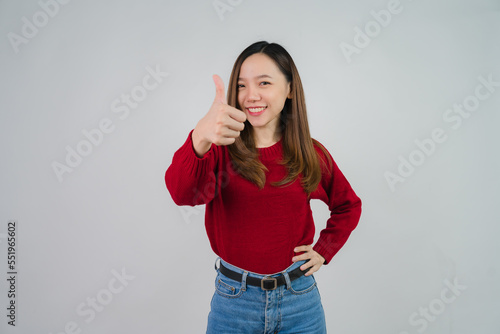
292, 244, 326, 276
192, 74, 246, 157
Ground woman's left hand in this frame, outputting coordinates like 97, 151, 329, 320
292, 244, 326, 276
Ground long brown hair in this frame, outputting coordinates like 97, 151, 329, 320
227, 41, 332, 195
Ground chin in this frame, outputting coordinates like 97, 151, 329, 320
247, 120, 267, 128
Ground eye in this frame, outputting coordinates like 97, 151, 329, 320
260, 81, 270, 86
237, 84, 245, 88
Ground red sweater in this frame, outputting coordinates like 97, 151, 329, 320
165, 130, 362, 274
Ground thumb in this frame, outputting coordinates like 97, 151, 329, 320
212, 74, 227, 104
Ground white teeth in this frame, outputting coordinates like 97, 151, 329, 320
248, 107, 266, 112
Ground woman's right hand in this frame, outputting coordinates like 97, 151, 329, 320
192, 74, 247, 157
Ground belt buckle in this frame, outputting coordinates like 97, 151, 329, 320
261, 276, 277, 290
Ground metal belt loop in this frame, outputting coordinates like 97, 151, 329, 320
214, 257, 221, 272
241, 271, 248, 291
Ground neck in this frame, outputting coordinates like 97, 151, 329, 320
253, 126, 281, 148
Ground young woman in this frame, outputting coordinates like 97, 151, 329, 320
165, 41, 362, 333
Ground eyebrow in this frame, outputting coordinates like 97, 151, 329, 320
237, 74, 273, 81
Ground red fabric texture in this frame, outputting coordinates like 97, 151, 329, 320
165, 130, 362, 274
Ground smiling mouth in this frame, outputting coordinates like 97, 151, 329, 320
247, 106, 267, 115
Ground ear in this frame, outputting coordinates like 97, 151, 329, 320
287, 82, 293, 99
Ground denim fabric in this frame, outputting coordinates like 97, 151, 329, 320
207, 257, 327, 333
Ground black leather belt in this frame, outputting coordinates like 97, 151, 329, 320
219, 260, 311, 291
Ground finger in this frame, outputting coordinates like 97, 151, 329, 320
301, 262, 316, 275
292, 252, 311, 262
219, 127, 241, 139
300, 257, 318, 268
213, 74, 227, 104
226, 116, 245, 132
304, 267, 317, 276
302, 261, 321, 275
213, 136, 236, 146
228, 107, 247, 123
294, 245, 312, 253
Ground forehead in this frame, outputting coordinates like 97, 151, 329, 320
238, 53, 283, 80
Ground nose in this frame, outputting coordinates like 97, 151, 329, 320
246, 85, 261, 101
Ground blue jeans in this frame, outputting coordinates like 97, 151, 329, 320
207, 257, 327, 333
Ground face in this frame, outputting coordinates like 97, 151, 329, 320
237, 53, 292, 134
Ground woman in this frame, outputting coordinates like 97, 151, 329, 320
165, 41, 362, 333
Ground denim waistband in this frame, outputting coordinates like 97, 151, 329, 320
215, 257, 308, 278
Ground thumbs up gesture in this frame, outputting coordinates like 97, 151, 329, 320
192, 75, 247, 157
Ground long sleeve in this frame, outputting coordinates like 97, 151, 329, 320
312, 147, 362, 265
165, 130, 219, 206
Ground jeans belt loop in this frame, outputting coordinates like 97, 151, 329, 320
241, 271, 248, 291
281, 269, 292, 290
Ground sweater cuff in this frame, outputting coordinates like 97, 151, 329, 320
313, 237, 341, 265
179, 129, 216, 177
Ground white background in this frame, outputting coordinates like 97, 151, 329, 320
1, 0, 499, 333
